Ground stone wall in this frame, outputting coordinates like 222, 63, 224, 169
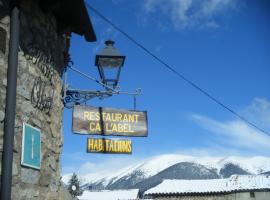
0, 1, 69, 199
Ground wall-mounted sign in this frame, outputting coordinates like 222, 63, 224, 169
21, 123, 41, 170
72, 105, 148, 137
87, 138, 132, 154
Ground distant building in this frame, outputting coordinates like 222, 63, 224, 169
144, 175, 270, 200
79, 189, 139, 200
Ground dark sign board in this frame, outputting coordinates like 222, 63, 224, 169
72, 105, 148, 136
87, 138, 132, 154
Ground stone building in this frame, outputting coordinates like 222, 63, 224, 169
0, 0, 96, 199
144, 175, 270, 200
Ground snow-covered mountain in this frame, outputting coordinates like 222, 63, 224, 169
65, 154, 270, 194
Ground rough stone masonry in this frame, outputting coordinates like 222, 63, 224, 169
0, 0, 72, 199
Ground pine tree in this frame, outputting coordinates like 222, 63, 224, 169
67, 173, 83, 198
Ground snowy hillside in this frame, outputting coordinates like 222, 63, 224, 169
84, 155, 269, 184
63, 154, 270, 193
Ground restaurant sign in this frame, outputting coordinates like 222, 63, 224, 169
72, 105, 148, 136
87, 138, 132, 154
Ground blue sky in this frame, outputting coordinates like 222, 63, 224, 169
61, 0, 270, 176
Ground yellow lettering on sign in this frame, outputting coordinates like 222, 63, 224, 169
93, 139, 98, 151
96, 123, 101, 132
105, 123, 111, 132
109, 140, 114, 152
83, 109, 143, 135
127, 141, 132, 153
111, 113, 115, 122
105, 113, 111, 121
114, 140, 117, 152
122, 114, 128, 122
121, 141, 126, 152
124, 124, 129, 132
117, 124, 123, 132
90, 112, 96, 120
134, 114, 139, 123
116, 113, 120, 122
104, 123, 135, 133
124, 124, 134, 133
128, 114, 134, 123
111, 123, 118, 132
88, 139, 94, 151
95, 112, 100, 121
88, 139, 132, 153
105, 139, 110, 152
116, 141, 120, 152
84, 111, 101, 121
84, 111, 90, 120
122, 141, 126, 152
89, 122, 102, 132
98, 140, 103, 152
89, 122, 95, 132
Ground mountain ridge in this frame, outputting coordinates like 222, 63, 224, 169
63, 154, 270, 193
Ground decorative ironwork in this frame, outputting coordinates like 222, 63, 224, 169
63, 88, 113, 109
31, 77, 55, 114
25, 44, 55, 83
0, 26, 6, 53
62, 65, 142, 109
25, 44, 56, 114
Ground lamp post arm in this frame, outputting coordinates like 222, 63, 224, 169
62, 64, 142, 109
117, 88, 142, 96
68, 65, 118, 92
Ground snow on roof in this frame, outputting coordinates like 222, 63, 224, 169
144, 175, 270, 196
78, 189, 139, 200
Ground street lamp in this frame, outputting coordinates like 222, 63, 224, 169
63, 40, 140, 108
95, 40, 125, 89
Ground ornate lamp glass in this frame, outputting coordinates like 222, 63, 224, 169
95, 40, 125, 89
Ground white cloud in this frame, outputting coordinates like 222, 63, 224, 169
240, 98, 270, 131
200, 0, 236, 16
175, 146, 255, 157
191, 98, 270, 153
62, 155, 141, 184
141, 0, 238, 30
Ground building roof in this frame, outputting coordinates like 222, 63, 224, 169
144, 175, 270, 196
11, 0, 96, 42
40, 0, 96, 42
79, 189, 139, 200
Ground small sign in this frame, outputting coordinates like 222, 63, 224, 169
87, 138, 132, 154
21, 123, 41, 169
73, 105, 148, 137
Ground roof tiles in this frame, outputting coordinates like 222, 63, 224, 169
144, 175, 270, 196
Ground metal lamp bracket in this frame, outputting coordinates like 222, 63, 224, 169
62, 62, 142, 109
